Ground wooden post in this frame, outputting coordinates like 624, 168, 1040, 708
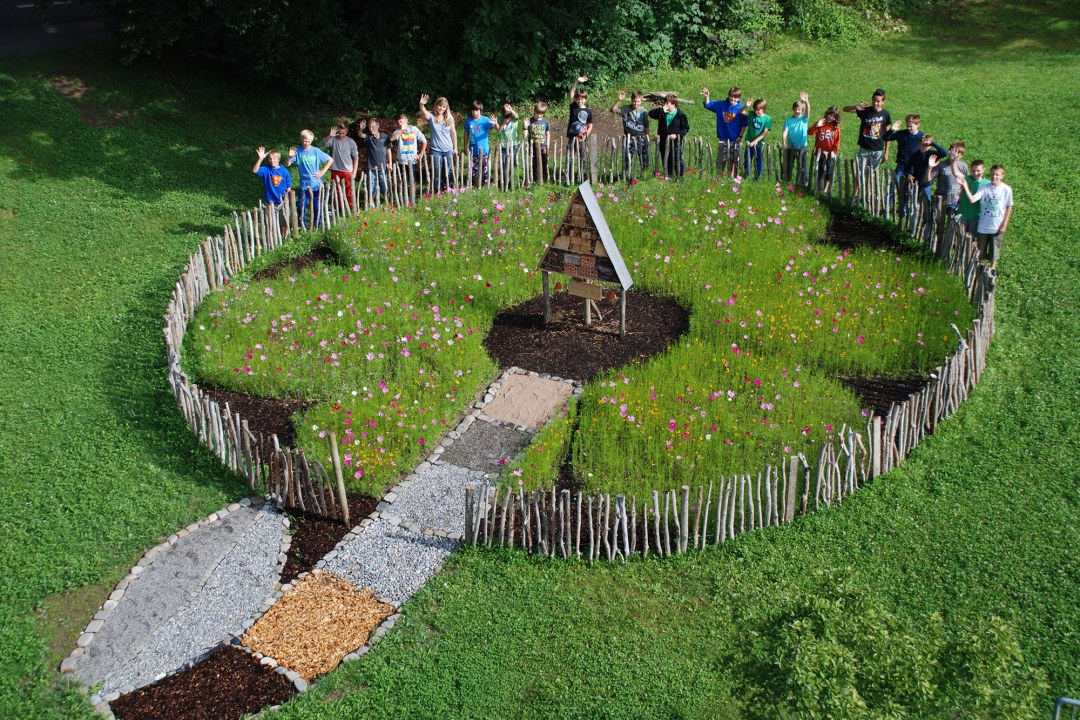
326, 432, 350, 526
542, 271, 551, 325
679, 485, 690, 553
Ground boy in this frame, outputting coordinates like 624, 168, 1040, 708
742, 98, 771, 180
497, 103, 521, 182
321, 121, 359, 209
523, 102, 551, 184
464, 101, 497, 185
956, 159, 987, 236
909, 134, 948, 206
958, 164, 1013, 270
882, 114, 927, 216
390, 113, 427, 204
567, 76, 595, 179
926, 141, 969, 213
286, 129, 333, 228
647, 94, 689, 178
781, 92, 810, 186
701, 86, 745, 176
252, 147, 292, 206
843, 88, 892, 196
357, 118, 391, 207
610, 90, 650, 177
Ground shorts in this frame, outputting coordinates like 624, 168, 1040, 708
976, 231, 1004, 263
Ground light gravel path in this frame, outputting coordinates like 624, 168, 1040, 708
75, 503, 286, 699
382, 462, 493, 534
323, 519, 456, 605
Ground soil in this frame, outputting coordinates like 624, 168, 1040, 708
251, 245, 339, 282
109, 644, 295, 720
836, 374, 929, 417
825, 214, 905, 251
203, 386, 313, 448
484, 290, 690, 381
280, 493, 379, 585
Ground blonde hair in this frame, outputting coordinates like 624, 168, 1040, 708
432, 97, 453, 126
300, 129, 314, 142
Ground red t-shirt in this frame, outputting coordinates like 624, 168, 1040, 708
809, 122, 841, 154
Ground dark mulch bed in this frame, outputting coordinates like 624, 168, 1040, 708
251, 244, 340, 282
484, 290, 689, 381
836, 374, 929, 417
203, 386, 313, 448
110, 645, 295, 720
280, 493, 379, 585
825, 214, 904, 251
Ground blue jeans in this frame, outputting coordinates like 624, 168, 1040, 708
744, 143, 763, 179
297, 185, 321, 228
368, 166, 388, 206
432, 149, 455, 192
621, 135, 649, 176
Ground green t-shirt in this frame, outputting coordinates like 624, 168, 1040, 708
747, 114, 772, 144
959, 176, 989, 221
499, 120, 520, 148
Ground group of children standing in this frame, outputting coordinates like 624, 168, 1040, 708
252, 81, 1012, 270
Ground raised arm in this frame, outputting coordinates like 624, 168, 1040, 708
610, 91, 626, 114
842, 102, 866, 113
419, 93, 430, 118
569, 75, 587, 103
252, 147, 267, 174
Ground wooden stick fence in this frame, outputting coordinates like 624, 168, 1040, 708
164, 131, 995, 529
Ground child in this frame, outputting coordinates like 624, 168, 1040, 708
882, 114, 929, 216
419, 94, 458, 192
647, 94, 689, 178
742, 98, 771, 180
567, 76, 595, 176
286, 129, 333, 228
252, 147, 292, 206
523, 101, 551, 183
958, 164, 1013, 270
956, 159, 987, 236
926, 141, 969, 213
464, 100, 497, 184
843, 88, 892, 171
357, 118, 391, 207
909, 134, 948, 206
610, 90, 650, 177
781, 92, 810, 186
808, 106, 841, 195
321, 121, 359, 209
701, 86, 744, 176
390, 113, 427, 204
497, 103, 521, 181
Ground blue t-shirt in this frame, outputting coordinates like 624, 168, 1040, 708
704, 97, 744, 142
783, 116, 808, 149
465, 115, 495, 153
256, 165, 292, 204
292, 146, 331, 189
527, 117, 550, 148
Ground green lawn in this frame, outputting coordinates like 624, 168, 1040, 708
0, 0, 1078, 716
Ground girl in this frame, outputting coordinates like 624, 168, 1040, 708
419, 94, 458, 192
809, 106, 842, 195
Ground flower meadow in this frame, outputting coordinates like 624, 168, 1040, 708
187, 175, 975, 497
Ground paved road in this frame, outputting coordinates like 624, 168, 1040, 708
0, 0, 111, 58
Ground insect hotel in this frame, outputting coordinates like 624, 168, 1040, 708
537, 182, 634, 336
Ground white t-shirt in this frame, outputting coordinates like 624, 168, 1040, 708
973, 182, 1013, 234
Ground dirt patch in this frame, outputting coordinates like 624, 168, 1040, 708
242, 573, 393, 681
202, 386, 313, 447
251, 245, 340, 282
280, 493, 379, 585
836, 374, 929, 417
484, 290, 689, 381
825, 214, 904, 251
109, 644, 295, 720
50, 74, 131, 128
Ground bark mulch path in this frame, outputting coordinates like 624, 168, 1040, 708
280, 493, 379, 586
484, 290, 689, 381
109, 644, 295, 720
242, 573, 394, 681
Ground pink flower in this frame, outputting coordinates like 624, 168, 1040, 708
856, 335, 865, 344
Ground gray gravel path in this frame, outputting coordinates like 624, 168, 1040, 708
323, 519, 456, 604
439, 420, 532, 474
76, 504, 284, 697
389, 463, 493, 534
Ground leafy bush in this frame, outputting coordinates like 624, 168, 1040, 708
783, 0, 874, 45
660, 0, 785, 67
729, 570, 1048, 718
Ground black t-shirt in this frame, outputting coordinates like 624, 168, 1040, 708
360, 132, 390, 168
567, 103, 594, 138
619, 106, 649, 136
856, 107, 892, 151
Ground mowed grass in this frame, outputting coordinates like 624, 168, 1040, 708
0, 0, 1078, 716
